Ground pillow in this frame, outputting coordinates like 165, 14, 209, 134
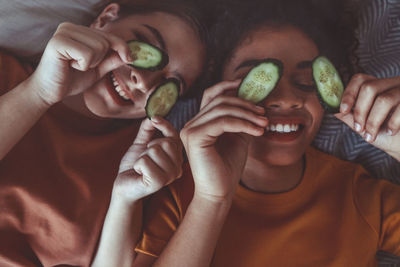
0, 0, 111, 60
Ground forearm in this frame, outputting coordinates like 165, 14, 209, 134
0, 77, 51, 159
91, 192, 143, 267
154, 194, 232, 267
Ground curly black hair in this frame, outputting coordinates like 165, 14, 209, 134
208, 0, 361, 85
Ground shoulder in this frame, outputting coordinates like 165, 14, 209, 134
0, 49, 33, 95
306, 146, 366, 180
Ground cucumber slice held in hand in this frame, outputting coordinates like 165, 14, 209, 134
238, 59, 283, 103
145, 79, 179, 118
312, 56, 344, 112
127, 40, 169, 71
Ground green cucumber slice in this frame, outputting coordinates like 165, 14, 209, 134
145, 79, 179, 118
127, 40, 168, 71
238, 60, 282, 103
312, 56, 344, 112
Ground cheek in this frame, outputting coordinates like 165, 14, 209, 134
307, 96, 325, 133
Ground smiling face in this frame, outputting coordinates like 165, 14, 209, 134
83, 4, 205, 119
223, 25, 324, 166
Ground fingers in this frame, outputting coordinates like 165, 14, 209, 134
364, 88, 400, 141
133, 118, 157, 145
387, 105, 400, 136
150, 117, 179, 139
182, 116, 265, 149
340, 73, 375, 113
194, 95, 265, 124
200, 80, 241, 109
340, 73, 400, 142
52, 22, 131, 72
188, 102, 268, 130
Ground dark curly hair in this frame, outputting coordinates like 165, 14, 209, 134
208, 0, 361, 85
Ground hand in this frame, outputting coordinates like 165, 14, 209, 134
335, 74, 400, 160
113, 117, 184, 203
180, 80, 268, 202
28, 22, 132, 106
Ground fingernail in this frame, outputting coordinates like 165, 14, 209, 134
126, 53, 133, 62
255, 106, 265, 112
340, 103, 349, 113
354, 123, 361, 132
387, 129, 393, 136
151, 116, 161, 123
365, 133, 372, 142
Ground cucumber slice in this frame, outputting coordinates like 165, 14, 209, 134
312, 56, 344, 112
238, 60, 282, 103
145, 79, 179, 118
127, 40, 168, 71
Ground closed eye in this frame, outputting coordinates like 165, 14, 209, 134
295, 83, 316, 92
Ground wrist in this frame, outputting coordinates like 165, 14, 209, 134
110, 188, 142, 210
25, 76, 60, 107
192, 191, 233, 210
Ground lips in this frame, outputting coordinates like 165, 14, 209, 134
105, 72, 134, 106
263, 117, 306, 142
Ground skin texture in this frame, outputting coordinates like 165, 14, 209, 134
135, 25, 400, 266
0, 3, 204, 267
82, 4, 205, 119
89, 4, 204, 267
222, 26, 323, 193
336, 74, 400, 161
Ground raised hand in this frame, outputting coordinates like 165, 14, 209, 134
29, 22, 132, 106
180, 80, 268, 201
113, 117, 184, 202
336, 74, 400, 161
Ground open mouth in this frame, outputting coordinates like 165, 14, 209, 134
263, 122, 305, 142
106, 72, 133, 106
266, 123, 302, 133
111, 72, 130, 101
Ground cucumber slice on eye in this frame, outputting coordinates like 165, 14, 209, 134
127, 40, 169, 71
238, 59, 282, 103
312, 56, 344, 112
145, 79, 179, 118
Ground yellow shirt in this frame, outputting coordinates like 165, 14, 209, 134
137, 147, 400, 266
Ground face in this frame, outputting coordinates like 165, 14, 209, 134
223, 25, 324, 166
84, 4, 205, 119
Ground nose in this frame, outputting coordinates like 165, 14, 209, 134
264, 80, 303, 110
130, 68, 163, 94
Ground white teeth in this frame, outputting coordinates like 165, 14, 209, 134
283, 124, 291, 133
111, 73, 130, 100
268, 123, 300, 133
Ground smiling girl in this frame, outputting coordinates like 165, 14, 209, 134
0, 0, 207, 266
132, 1, 400, 266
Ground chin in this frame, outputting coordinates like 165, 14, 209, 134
250, 140, 307, 167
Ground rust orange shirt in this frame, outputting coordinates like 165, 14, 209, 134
0, 51, 141, 266
137, 147, 400, 266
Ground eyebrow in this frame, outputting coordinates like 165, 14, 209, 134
234, 59, 268, 72
142, 24, 166, 51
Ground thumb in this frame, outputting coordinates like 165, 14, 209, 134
134, 118, 157, 145
96, 51, 126, 79
334, 112, 355, 130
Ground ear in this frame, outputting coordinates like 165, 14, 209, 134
91, 3, 120, 29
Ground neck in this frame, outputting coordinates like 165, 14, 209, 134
241, 155, 304, 194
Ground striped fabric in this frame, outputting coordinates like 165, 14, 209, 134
167, 0, 400, 264
313, 0, 400, 185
